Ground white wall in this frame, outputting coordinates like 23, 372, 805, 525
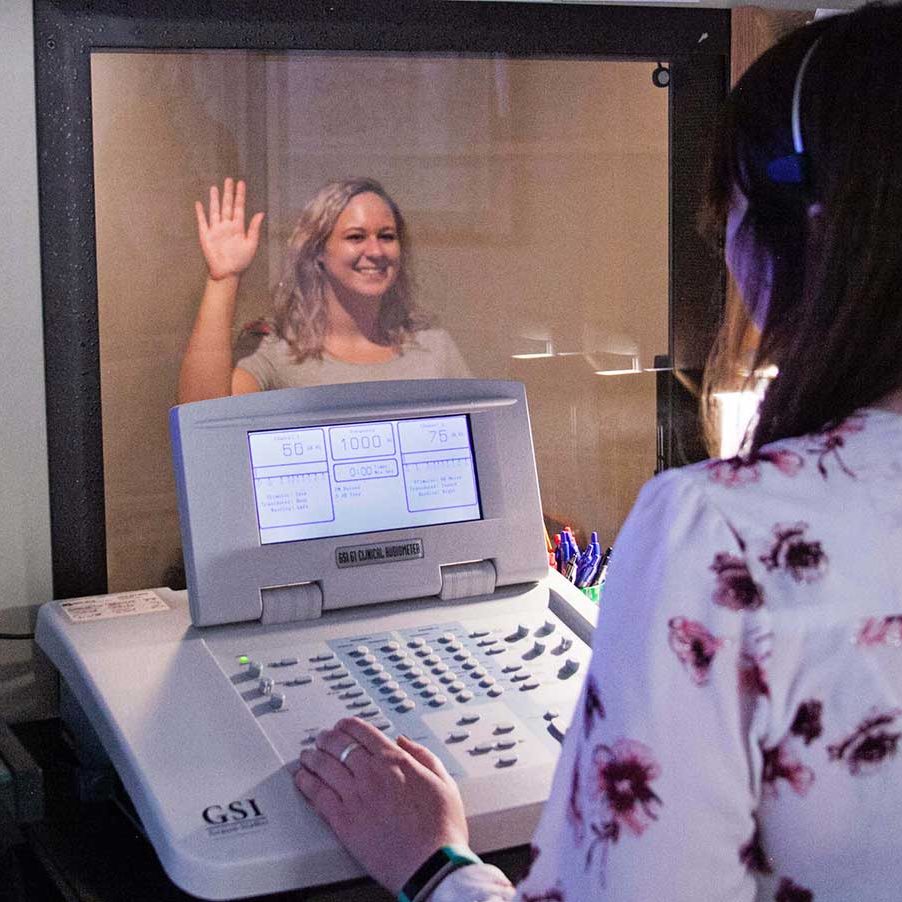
0, 0, 55, 721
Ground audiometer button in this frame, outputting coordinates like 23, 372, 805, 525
388, 652, 405, 662
531, 641, 546, 656
438, 633, 455, 643
285, 675, 313, 687
352, 645, 370, 657
496, 755, 518, 768
322, 661, 343, 670
506, 624, 529, 642
487, 686, 504, 697
310, 653, 334, 662
259, 678, 274, 695
397, 699, 415, 712
432, 663, 449, 675
334, 680, 356, 690
415, 645, 434, 657
375, 719, 392, 731
269, 693, 286, 710
479, 677, 496, 688
473, 742, 494, 755
446, 641, 462, 652
494, 723, 515, 734
412, 677, 429, 689
544, 709, 560, 721
341, 688, 364, 699
407, 667, 424, 678
560, 659, 581, 677
485, 647, 505, 656
366, 663, 385, 675
478, 638, 498, 647
247, 661, 264, 678
407, 637, 425, 649
422, 655, 440, 666
496, 739, 517, 751
457, 690, 474, 702
421, 686, 438, 698
461, 659, 477, 670
538, 620, 556, 636
555, 638, 573, 654
373, 673, 391, 685
448, 731, 470, 743
453, 651, 469, 661
382, 641, 400, 652
520, 680, 540, 691
359, 708, 379, 718
382, 680, 400, 692
449, 680, 466, 692
468, 629, 490, 638
502, 663, 523, 673
458, 713, 481, 725
359, 654, 376, 666
278, 656, 299, 666
396, 658, 414, 671
388, 691, 408, 703
430, 695, 447, 707
510, 672, 531, 682
324, 669, 350, 680
471, 667, 486, 679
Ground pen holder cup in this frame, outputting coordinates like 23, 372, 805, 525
580, 584, 601, 604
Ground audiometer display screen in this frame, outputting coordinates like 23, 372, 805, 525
247, 415, 482, 544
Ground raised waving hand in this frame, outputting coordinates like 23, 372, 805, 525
195, 178, 264, 281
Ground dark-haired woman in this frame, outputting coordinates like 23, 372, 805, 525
178, 177, 469, 403
294, 6, 902, 900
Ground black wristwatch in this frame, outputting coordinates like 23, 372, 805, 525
398, 844, 482, 902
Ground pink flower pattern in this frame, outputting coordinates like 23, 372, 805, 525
759, 523, 827, 583
856, 615, 902, 647
706, 449, 804, 487
668, 617, 723, 685
775, 877, 814, 901
761, 742, 815, 798
711, 552, 765, 610
805, 416, 865, 478
827, 708, 902, 775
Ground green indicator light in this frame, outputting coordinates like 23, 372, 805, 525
238, 655, 249, 665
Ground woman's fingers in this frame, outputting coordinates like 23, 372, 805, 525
247, 211, 265, 247
194, 200, 209, 237
221, 177, 234, 220
397, 734, 453, 784
208, 184, 220, 224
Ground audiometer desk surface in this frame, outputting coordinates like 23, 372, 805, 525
14, 720, 533, 902
37, 576, 597, 900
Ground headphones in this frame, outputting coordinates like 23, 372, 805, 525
766, 36, 823, 187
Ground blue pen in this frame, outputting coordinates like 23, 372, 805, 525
575, 531, 601, 587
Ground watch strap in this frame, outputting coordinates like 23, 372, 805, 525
398, 844, 482, 902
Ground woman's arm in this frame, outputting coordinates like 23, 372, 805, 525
177, 178, 264, 403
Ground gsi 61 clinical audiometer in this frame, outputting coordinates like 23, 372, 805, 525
37, 379, 598, 900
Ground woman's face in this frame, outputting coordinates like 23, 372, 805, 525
725, 190, 772, 329
319, 192, 401, 302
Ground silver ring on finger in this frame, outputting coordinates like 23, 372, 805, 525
338, 741, 360, 765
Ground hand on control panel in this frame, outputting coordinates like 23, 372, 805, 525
295, 716, 468, 894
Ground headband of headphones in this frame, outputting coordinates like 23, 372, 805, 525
766, 36, 823, 186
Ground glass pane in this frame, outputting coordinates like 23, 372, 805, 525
92, 51, 668, 592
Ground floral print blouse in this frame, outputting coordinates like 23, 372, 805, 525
434, 409, 902, 902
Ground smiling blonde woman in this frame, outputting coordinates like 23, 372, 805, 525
178, 176, 469, 403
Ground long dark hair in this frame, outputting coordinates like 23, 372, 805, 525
272, 177, 429, 363
702, 4, 902, 455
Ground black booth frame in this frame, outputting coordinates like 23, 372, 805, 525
34, 0, 730, 600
